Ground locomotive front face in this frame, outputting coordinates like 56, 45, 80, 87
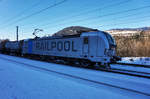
102, 32, 120, 62
81, 31, 117, 64
104, 32, 116, 57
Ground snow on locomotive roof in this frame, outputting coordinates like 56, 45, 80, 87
52, 26, 99, 37
38, 26, 111, 40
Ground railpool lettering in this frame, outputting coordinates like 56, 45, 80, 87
72, 41, 77, 52
35, 40, 77, 52
57, 41, 63, 51
64, 41, 70, 51
51, 41, 56, 50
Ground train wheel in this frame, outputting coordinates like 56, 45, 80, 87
89, 62, 95, 69
105, 63, 111, 69
79, 61, 90, 68
72, 61, 80, 67
102, 63, 111, 70
97, 63, 111, 70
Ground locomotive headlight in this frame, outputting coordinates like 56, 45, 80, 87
105, 46, 116, 56
110, 44, 116, 50
110, 46, 115, 51
104, 49, 109, 56
110, 46, 116, 55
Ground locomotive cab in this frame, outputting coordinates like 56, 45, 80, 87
104, 32, 116, 57
81, 31, 118, 68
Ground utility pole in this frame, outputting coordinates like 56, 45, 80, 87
16, 26, 18, 41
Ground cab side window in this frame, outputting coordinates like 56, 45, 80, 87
84, 37, 88, 44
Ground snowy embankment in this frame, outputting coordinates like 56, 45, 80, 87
119, 57, 150, 66
0, 54, 150, 99
111, 57, 150, 74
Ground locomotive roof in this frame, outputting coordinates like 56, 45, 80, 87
30, 26, 111, 40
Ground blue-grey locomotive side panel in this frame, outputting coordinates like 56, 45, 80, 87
22, 40, 32, 54
26, 37, 83, 58
22, 31, 118, 64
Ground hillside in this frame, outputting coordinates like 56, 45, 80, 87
106, 27, 150, 36
109, 27, 150, 31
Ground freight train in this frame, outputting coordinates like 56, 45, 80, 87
0, 29, 120, 69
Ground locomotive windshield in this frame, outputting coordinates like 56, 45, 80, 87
103, 32, 116, 45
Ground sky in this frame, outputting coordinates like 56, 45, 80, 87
0, 0, 150, 41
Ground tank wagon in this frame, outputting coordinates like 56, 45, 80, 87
0, 40, 9, 54
5, 41, 23, 55
22, 31, 119, 68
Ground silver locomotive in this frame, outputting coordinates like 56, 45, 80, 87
22, 31, 119, 68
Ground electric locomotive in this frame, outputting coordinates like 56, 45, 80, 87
22, 30, 118, 68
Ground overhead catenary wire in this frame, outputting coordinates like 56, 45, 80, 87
1, 0, 67, 29
0, 0, 43, 26
20, 13, 150, 39
80, 10, 150, 26
99, 15, 150, 28
41, 4, 150, 30
21, 0, 132, 34
14, 0, 131, 34
22, 3, 150, 38
29, 0, 131, 29
41, 14, 150, 34
3, 0, 150, 40
63, 5, 150, 25
86, 15, 150, 30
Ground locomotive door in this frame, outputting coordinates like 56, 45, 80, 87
97, 37, 104, 56
83, 37, 89, 56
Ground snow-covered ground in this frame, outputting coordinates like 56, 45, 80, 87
119, 57, 150, 66
112, 57, 150, 74
0, 54, 150, 99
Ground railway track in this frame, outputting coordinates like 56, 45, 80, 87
109, 63, 150, 78
112, 68, 150, 75
107, 69, 150, 79
94, 67, 150, 79
0, 56, 150, 97
112, 62, 150, 68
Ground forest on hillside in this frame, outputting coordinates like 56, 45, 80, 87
115, 31, 150, 57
